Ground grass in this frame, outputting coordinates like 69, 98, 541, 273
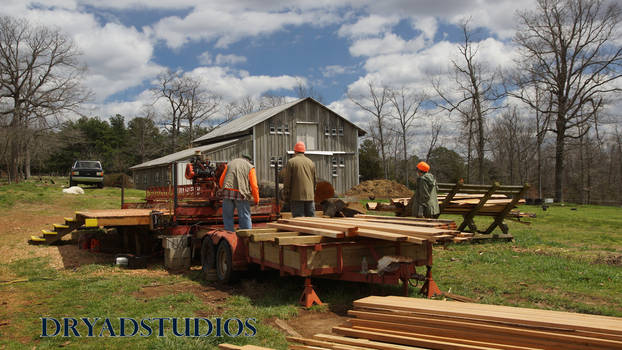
0, 180, 621, 348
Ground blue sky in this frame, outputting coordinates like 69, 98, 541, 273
5, 0, 538, 153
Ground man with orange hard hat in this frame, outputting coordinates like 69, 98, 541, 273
411, 161, 440, 218
283, 141, 316, 217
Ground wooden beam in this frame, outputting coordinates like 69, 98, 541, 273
249, 231, 300, 242
266, 222, 346, 238
275, 235, 327, 245
312, 334, 419, 350
236, 228, 277, 237
278, 218, 358, 236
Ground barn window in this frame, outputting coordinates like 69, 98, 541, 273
331, 128, 337, 136
277, 157, 283, 167
332, 167, 338, 177
324, 125, 330, 136
339, 157, 345, 167
270, 157, 276, 168
332, 157, 337, 167
284, 124, 290, 134
338, 127, 344, 136
269, 122, 275, 134
277, 124, 283, 134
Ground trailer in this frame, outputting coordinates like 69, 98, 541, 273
29, 154, 444, 306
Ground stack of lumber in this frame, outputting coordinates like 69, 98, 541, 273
368, 194, 527, 217
266, 216, 462, 244
288, 296, 622, 350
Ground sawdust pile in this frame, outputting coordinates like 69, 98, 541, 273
345, 179, 413, 199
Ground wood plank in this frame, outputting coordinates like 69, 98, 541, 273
356, 228, 421, 244
277, 219, 358, 236
236, 228, 277, 237
249, 231, 300, 242
312, 334, 427, 350
275, 235, 327, 245
287, 336, 367, 350
353, 296, 622, 336
332, 326, 504, 350
348, 310, 622, 349
295, 217, 459, 237
347, 318, 597, 350
266, 222, 345, 238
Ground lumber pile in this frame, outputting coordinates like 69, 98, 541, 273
267, 216, 462, 244
368, 195, 526, 216
289, 295, 622, 350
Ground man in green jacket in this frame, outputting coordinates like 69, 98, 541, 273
283, 141, 316, 217
411, 161, 440, 218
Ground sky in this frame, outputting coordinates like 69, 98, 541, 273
4, 0, 542, 153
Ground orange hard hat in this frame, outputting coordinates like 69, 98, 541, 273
294, 141, 306, 153
416, 161, 430, 172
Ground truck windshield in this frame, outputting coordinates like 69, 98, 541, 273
76, 161, 101, 169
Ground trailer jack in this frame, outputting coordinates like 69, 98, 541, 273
299, 277, 323, 308
419, 265, 442, 298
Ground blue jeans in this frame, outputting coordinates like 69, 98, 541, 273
291, 201, 315, 217
222, 199, 252, 232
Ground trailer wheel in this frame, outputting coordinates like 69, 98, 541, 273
201, 238, 217, 281
216, 240, 237, 283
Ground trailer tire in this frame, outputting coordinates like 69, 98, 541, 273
216, 240, 237, 283
201, 238, 217, 281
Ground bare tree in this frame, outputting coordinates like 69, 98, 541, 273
153, 70, 187, 153
182, 77, 220, 147
0, 16, 90, 183
294, 78, 324, 103
433, 19, 503, 183
512, 0, 622, 202
388, 86, 425, 185
236, 96, 258, 115
425, 118, 442, 163
349, 81, 391, 179
260, 93, 287, 110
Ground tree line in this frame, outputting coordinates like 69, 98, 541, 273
352, 0, 622, 204
1, 0, 621, 205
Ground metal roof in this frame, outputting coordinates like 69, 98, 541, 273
193, 97, 365, 145
129, 139, 238, 170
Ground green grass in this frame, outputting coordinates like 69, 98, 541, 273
0, 177, 145, 211
1, 182, 621, 348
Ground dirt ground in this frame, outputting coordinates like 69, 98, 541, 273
345, 179, 413, 199
0, 202, 346, 340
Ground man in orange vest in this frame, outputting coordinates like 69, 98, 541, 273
283, 141, 316, 217
219, 154, 260, 231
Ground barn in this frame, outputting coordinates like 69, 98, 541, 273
130, 97, 366, 194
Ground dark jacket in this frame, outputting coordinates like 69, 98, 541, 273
411, 172, 440, 218
283, 153, 316, 201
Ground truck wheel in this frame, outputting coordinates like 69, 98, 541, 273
201, 238, 217, 281
97, 182, 103, 189
216, 240, 237, 283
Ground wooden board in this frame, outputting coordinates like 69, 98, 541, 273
266, 222, 346, 238
275, 235, 328, 245
249, 231, 300, 242
354, 296, 622, 336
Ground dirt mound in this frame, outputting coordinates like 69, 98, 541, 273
345, 179, 413, 199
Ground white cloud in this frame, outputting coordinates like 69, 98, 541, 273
321, 65, 355, 78
198, 51, 212, 65
349, 32, 426, 57
75, 22, 162, 102
412, 16, 437, 42
338, 14, 400, 39
214, 54, 247, 66
187, 66, 302, 102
